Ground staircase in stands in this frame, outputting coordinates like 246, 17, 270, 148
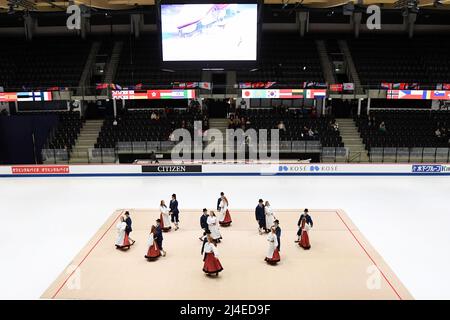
336, 118, 369, 162
69, 120, 104, 164
207, 118, 229, 149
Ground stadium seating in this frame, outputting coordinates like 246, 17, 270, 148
239, 108, 343, 147
43, 111, 83, 151
348, 36, 450, 88
237, 33, 324, 87
356, 110, 450, 150
0, 37, 91, 90
96, 108, 204, 149
115, 36, 201, 86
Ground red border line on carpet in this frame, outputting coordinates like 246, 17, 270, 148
335, 210, 403, 300
51, 210, 125, 299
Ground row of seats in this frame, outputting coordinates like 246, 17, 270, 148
96, 109, 204, 148
356, 110, 450, 150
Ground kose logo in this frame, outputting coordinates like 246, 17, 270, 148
278, 165, 338, 173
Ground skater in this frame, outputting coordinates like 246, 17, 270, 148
115, 216, 132, 249
201, 229, 211, 255
274, 219, 281, 252
160, 200, 171, 232
199, 208, 209, 241
255, 199, 266, 235
296, 209, 313, 243
265, 226, 280, 264
124, 211, 136, 245
145, 225, 161, 260
298, 216, 312, 250
202, 234, 223, 276
217, 192, 224, 211
218, 193, 232, 227
207, 211, 222, 243
155, 219, 167, 256
264, 201, 276, 232
169, 194, 180, 231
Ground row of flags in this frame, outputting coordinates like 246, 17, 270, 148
172, 82, 211, 90
0, 91, 53, 102
329, 83, 355, 92
241, 89, 327, 99
387, 90, 450, 100
112, 89, 196, 100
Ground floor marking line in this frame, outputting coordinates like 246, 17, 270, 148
51, 210, 124, 299
335, 210, 403, 300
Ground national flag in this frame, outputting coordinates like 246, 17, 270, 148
0, 92, 17, 102
147, 90, 160, 99
16, 91, 52, 102
264, 82, 276, 88
430, 91, 450, 100
343, 83, 355, 91
199, 82, 211, 90
330, 84, 343, 92
279, 89, 304, 99
306, 89, 326, 99
241, 89, 267, 98
239, 82, 252, 89
148, 90, 195, 99
381, 82, 392, 90
267, 90, 279, 98
112, 90, 134, 100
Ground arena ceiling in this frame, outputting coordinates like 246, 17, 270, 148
0, 0, 449, 12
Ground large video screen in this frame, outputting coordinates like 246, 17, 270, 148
160, 3, 258, 62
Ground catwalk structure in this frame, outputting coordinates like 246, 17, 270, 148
42, 208, 412, 300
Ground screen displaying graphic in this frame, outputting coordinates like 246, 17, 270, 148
161, 3, 258, 61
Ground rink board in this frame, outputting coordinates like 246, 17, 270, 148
42, 209, 413, 300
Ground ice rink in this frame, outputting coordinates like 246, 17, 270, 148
1, 175, 449, 299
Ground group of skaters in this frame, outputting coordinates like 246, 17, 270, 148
115, 192, 314, 277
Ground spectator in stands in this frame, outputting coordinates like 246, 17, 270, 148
161, 108, 168, 120
330, 120, 339, 132
310, 106, 318, 119
435, 128, 442, 138
233, 117, 241, 129
379, 121, 387, 133
277, 121, 286, 132
203, 115, 209, 130
240, 117, 246, 130
228, 115, 234, 129
113, 119, 118, 126
308, 127, 315, 137
151, 111, 157, 120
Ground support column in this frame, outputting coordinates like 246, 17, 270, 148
407, 13, 417, 39
297, 11, 309, 37
23, 14, 36, 41
113, 99, 117, 119
131, 14, 143, 39
367, 97, 371, 116
353, 12, 362, 39
357, 98, 362, 116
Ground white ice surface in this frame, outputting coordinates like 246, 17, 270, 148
0, 175, 449, 299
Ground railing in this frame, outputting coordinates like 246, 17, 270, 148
369, 147, 450, 163
115, 140, 324, 154
42, 148, 117, 164
320, 147, 350, 163
43, 145, 450, 164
